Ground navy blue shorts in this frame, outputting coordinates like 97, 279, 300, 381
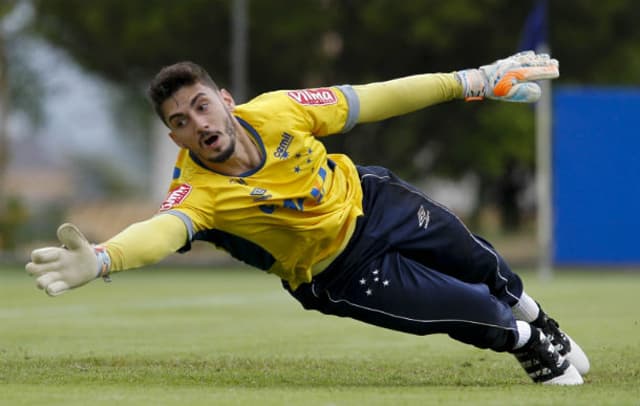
284, 165, 522, 352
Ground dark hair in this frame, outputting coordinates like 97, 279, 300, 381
147, 61, 219, 124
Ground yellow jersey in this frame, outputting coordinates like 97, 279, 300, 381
160, 85, 363, 289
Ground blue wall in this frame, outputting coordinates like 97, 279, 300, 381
553, 87, 640, 265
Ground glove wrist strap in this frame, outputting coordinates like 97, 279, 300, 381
94, 245, 112, 282
455, 69, 487, 102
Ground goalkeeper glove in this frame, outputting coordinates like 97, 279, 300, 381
455, 51, 559, 103
25, 223, 111, 296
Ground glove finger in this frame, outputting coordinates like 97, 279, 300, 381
506, 82, 542, 103
36, 271, 62, 290
26, 260, 61, 277
518, 64, 559, 81
30, 247, 61, 264
512, 50, 535, 59
484, 53, 556, 72
495, 51, 534, 66
46, 280, 71, 297
57, 223, 90, 251
520, 52, 548, 64
512, 51, 552, 67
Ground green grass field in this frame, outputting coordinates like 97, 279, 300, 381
1, 266, 639, 405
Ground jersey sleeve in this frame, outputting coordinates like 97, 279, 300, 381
157, 179, 217, 251
353, 73, 461, 122
245, 86, 361, 137
103, 213, 188, 272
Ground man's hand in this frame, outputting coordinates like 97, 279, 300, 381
25, 223, 111, 296
456, 51, 559, 103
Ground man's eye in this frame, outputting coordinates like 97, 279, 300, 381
198, 103, 209, 111
174, 118, 187, 128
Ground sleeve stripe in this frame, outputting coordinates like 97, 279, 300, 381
163, 210, 195, 241
337, 85, 360, 133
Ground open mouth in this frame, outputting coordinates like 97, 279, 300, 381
203, 133, 219, 147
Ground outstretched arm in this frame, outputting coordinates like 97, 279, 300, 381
25, 214, 187, 296
105, 214, 187, 271
354, 73, 461, 123
354, 51, 559, 123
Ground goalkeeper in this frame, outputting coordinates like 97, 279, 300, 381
26, 51, 589, 385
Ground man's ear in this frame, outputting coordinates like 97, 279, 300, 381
220, 88, 237, 111
168, 132, 185, 148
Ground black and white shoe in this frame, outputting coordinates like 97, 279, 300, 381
533, 310, 590, 375
513, 328, 583, 385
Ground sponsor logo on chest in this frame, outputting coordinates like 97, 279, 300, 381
274, 132, 294, 159
287, 88, 337, 106
160, 183, 192, 211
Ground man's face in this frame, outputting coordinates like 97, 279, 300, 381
162, 82, 237, 165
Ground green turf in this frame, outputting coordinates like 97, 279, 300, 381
1, 266, 639, 405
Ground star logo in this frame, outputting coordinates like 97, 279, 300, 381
372, 269, 379, 275
382, 280, 390, 287
365, 289, 373, 296
359, 278, 366, 285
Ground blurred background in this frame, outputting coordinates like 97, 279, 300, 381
1, 0, 639, 270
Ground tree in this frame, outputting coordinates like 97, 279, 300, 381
0, 25, 8, 218
1, 1, 20, 248
1, 1, 18, 228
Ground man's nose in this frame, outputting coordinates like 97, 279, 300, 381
194, 115, 210, 132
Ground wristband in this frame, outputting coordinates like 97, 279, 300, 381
94, 245, 112, 282
455, 69, 487, 102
